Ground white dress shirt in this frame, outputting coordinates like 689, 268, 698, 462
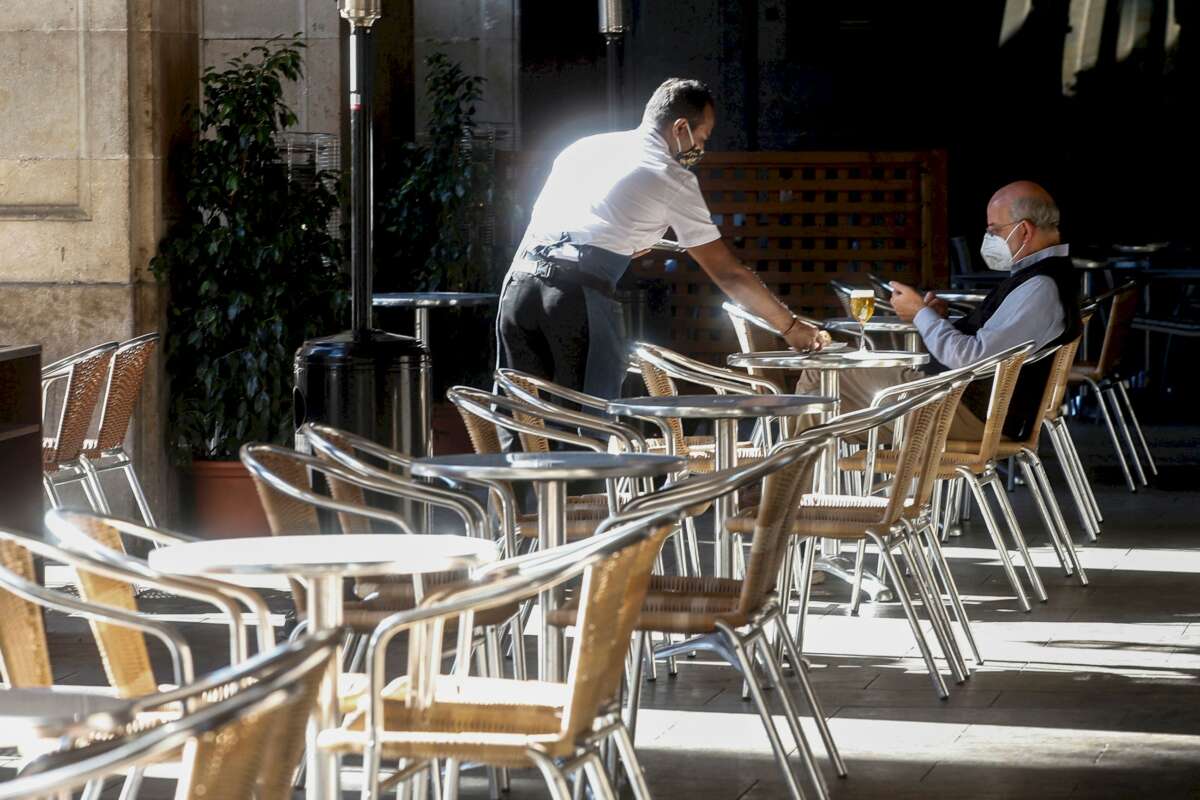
520, 123, 722, 260
914, 244, 1070, 368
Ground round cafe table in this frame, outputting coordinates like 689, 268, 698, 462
411, 451, 683, 683
0, 687, 136, 747
607, 394, 835, 578
727, 349, 930, 603
150, 533, 497, 800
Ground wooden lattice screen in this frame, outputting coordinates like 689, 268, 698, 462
497, 149, 948, 363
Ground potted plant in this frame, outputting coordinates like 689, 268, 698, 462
376, 54, 493, 453
151, 41, 346, 535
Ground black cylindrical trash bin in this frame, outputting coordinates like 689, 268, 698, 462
293, 330, 430, 459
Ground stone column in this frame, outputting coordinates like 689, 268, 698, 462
0, 0, 199, 525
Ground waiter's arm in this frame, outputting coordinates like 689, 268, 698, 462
687, 238, 822, 351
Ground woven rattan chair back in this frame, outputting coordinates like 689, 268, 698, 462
43, 342, 117, 468
726, 309, 786, 389
911, 382, 970, 508
1047, 315, 1090, 417
305, 429, 375, 535
1020, 336, 1084, 448
181, 644, 325, 800
1095, 282, 1138, 376
88, 333, 159, 454
0, 540, 54, 687
456, 400, 505, 455
66, 519, 157, 697
245, 446, 323, 534
881, 397, 948, 522
738, 449, 821, 614
962, 348, 1031, 464
637, 356, 689, 455
560, 524, 671, 742
497, 372, 552, 454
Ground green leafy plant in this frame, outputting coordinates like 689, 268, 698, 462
151, 40, 347, 462
377, 53, 492, 291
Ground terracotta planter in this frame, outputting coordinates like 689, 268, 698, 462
186, 459, 271, 539
432, 401, 473, 455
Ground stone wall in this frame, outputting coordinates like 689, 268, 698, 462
0, 0, 200, 523
201, 0, 342, 135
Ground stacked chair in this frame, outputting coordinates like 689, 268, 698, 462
41, 334, 160, 524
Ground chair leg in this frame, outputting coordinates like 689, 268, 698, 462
1058, 419, 1104, 525
443, 759, 461, 800
1086, 377, 1137, 491
1046, 421, 1100, 540
78, 456, 113, 515
116, 766, 144, 800
899, 535, 968, 684
865, 532, 950, 699
508, 612, 527, 680
848, 538, 867, 616
1025, 449, 1088, 585
1103, 383, 1147, 486
672, 524, 690, 577
756, 632, 832, 800
118, 457, 159, 527
625, 632, 646, 742
715, 623, 810, 800
792, 537, 818, 652
583, 752, 620, 800
684, 515, 703, 576
1116, 379, 1157, 476
611, 721, 654, 800
773, 609, 848, 778
43, 473, 65, 509
1016, 454, 1072, 576
958, 469, 1031, 612
985, 471, 1048, 603
526, 750, 575, 800
920, 521, 983, 666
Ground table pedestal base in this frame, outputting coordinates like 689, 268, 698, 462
307, 575, 344, 800
814, 555, 894, 604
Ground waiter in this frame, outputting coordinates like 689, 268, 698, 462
497, 77, 823, 399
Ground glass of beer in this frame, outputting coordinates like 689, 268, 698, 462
850, 289, 875, 351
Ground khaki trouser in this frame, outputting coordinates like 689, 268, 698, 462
792, 366, 986, 443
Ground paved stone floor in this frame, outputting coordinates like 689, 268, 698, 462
7, 422, 1200, 798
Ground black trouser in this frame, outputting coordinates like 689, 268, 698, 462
497, 271, 592, 392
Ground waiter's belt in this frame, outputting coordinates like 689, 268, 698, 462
512, 254, 617, 299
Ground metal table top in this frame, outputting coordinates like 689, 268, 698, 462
372, 292, 499, 308
412, 451, 684, 482
728, 349, 930, 370
148, 534, 496, 578
0, 688, 136, 745
934, 291, 986, 303
609, 393, 834, 419
824, 316, 918, 333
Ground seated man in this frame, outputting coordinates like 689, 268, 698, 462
800, 180, 1081, 441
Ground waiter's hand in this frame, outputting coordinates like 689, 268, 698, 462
889, 281, 927, 322
784, 320, 824, 353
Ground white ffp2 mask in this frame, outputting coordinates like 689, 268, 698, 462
980, 223, 1027, 271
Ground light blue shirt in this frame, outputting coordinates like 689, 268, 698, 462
914, 244, 1070, 368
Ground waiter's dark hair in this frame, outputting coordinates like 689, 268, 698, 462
642, 78, 714, 130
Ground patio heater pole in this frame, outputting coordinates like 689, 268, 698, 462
599, 0, 627, 130
341, 0, 381, 336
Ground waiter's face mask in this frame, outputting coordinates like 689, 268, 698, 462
673, 121, 705, 169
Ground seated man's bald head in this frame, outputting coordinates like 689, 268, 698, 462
985, 180, 1061, 260
989, 181, 1060, 232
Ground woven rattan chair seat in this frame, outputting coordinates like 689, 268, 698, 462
728, 493, 890, 539
840, 448, 988, 479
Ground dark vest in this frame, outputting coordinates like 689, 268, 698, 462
928, 254, 1081, 440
